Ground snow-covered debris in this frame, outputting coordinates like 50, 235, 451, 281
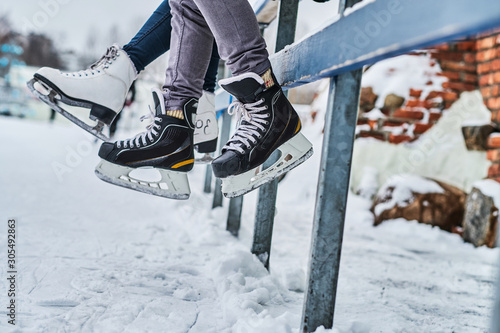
472, 179, 500, 209
361, 54, 447, 109
373, 174, 444, 216
356, 166, 379, 200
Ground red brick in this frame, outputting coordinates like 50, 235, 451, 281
409, 89, 423, 98
457, 41, 477, 51
487, 149, 500, 162
495, 72, 500, 83
461, 73, 478, 84
414, 123, 434, 134
358, 131, 386, 141
426, 91, 443, 100
488, 163, 500, 178
493, 85, 500, 97
488, 98, 500, 110
464, 52, 476, 64
382, 119, 405, 127
389, 134, 412, 144
368, 120, 378, 130
477, 49, 498, 62
430, 52, 464, 62
432, 43, 450, 51
477, 36, 497, 50
493, 59, 500, 71
405, 99, 434, 108
480, 74, 494, 86
392, 108, 424, 120
482, 86, 492, 98
442, 91, 459, 101
488, 134, 500, 148
429, 112, 442, 122
478, 62, 492, 74
442, 81, 476, 92
440, 61, 476, 73
439, 71, 460, 80
357, 118, 368, 125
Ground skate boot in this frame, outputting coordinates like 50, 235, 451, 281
27, 44, 137, 141
211, 69, 313, 198
95, 88, 197, 199
194, 91, 219, 163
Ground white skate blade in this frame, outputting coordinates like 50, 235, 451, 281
221, 132, 314, 198
95, 159, 191, 200
27, 78, 110, 142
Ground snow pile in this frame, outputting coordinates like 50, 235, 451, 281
356, 166, 379, 200
361, 53, 447, 109
373, 174, 444, 216
0, 117, 498, 333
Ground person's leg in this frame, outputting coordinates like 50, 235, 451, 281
202, 43, 220, 93
162, 0, 215, 111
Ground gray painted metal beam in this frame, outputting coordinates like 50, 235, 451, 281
251, 0, 299, 270
301, 69, 362, 333
203, 163, 213, 194
271, 0, 500, 89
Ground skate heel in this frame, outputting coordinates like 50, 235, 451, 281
195, 138, 218, 154
90, 104, 118, 125
95, 160, 191, 199
221, 132, 314, 198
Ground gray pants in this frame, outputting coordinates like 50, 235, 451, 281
163, 0, 271, 110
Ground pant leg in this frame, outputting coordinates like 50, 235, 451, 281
193, 0, 270, 76
122, 1, 172, 73
163, 0, 214, 110
122, 0, 220, 91
202, 43, 220, 93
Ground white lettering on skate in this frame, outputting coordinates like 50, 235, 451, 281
51, 140, 93, 182
22, 0, 74, 34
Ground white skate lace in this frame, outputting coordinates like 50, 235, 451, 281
223, 99, 270, 154
116, 106, 163, 149
64, 45, 120, 78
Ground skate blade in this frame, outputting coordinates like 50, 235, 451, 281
195, 153, 214, 164
27, 78, 110, 142
221, 132, 314, 198
94, 159, 191, 200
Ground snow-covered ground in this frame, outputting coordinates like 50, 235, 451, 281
0, 117, 499, 333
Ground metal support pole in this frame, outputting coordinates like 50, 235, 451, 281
212, 109, 232, 208
203, 163, 213, 194
301, 70, 362, 333
251, 0, 299, 270
226, 196, 243, 237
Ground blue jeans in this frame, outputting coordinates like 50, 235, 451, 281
122, 1, 220, 93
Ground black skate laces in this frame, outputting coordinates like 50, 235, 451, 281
223, 99, 270, 154
63, 45, 120, 78
116, 106, 163, 149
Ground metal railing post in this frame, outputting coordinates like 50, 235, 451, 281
251, 0, 299, 270
203, 162, 213, 193
301, 2, 362, 331
300, 68, 362, 333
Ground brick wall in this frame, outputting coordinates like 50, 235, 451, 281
357, 28, 500, 183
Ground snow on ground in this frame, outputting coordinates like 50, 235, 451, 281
0, 117, 499, 333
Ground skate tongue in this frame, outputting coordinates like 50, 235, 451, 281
151, 88, 166, 116
219, 72, 266, 104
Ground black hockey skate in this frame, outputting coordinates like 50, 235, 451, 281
95, 89, 197, 199
212, 70, 313, 198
